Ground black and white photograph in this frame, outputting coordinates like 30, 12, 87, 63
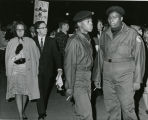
1, 0, 148, 120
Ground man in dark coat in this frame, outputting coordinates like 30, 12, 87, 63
54, 20, 69, 94
34, 21, 62, 120
55, 20, 69, 61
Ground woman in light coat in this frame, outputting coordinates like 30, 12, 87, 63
5, 21, 40, 120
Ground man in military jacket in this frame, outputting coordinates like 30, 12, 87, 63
94, 6, 145, 120
64, 11, 94, 120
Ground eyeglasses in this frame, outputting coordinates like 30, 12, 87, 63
38, 27, 47, 29
16, 29, 24, 32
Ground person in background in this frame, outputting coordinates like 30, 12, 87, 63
0, 25, 8, 50
0, 25, 8, 73
93, 19, 104, 52
29, 25, 36, 38
5, 21, 17, 41
130, 24, 145, 119
131, 25, 143, 37
64, 10, 95, 120
142, 27, 148, 114
54, 20, 69, 95
92, 19, 104, 97
55, 20, 69, 62
34, 21, 62, 120
94, 6, 145, 120
5, 21, 40, 120
49, 30, 57, 39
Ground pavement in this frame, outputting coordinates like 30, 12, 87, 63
0, 70, 148, 120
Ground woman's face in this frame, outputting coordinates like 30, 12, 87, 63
144, 30, 148, 41
16, 24, 25, 38
78, 18, 93, 33
138, 28, 143, 36
97, 21, 103, 31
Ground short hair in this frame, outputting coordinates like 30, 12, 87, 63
106, 6, 125, 17
29, 24, 35, 31
58, 20, 69, 29
34, 21, 46, 30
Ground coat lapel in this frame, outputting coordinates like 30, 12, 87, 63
34, 37, 41, 52
77, 32, 93, 61
43, 36, 48, 51
35, 36, 48, 53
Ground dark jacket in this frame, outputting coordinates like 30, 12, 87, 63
55, 31, 69, 58
34, 36, 62, 78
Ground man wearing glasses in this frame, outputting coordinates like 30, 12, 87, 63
34, 21, 62, 120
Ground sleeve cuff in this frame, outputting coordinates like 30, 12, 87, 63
57, 68, 62, 72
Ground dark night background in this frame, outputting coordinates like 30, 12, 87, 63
0, 0, 148, 33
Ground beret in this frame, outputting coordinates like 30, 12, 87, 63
106, 6, 125, 16
73, 10, 92, 22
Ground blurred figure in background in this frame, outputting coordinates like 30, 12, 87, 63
0, 25, 8, 50
93, 19, 104, 52
5, 21, 40, 120
5, 21, 17, 41
92, 19, 104, 97
55, 20, 69, 61
0, 25, 8, 73
49, 30, 57, 39
55, 20, 69, 95
131, 25, 143, 37
142, 27, 148, 114
29, 25, 36, 39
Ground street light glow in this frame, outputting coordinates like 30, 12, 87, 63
66, 12, 69, 16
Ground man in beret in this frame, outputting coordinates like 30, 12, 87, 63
94, 6, 145, 120
64, 10, 95, 120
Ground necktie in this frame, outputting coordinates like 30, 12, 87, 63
40, 38, 44, 51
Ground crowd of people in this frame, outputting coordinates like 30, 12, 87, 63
0, 5, 148, 120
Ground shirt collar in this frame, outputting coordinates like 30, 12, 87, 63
38, 36, 46, 45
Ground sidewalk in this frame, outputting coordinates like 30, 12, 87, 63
0, 71, 148, 120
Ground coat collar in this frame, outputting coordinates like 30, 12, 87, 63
106, 22, 129, 40
76, 30, 91, 44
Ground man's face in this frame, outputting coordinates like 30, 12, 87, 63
37, 23, 47, 36
30, 26, 35, 33
78, 18, 93, 33
108, 11, 123, 29
63, 23, 69, 32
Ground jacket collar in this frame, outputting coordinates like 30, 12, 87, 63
106, 22, 129, 39
76, 30, 91, 44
